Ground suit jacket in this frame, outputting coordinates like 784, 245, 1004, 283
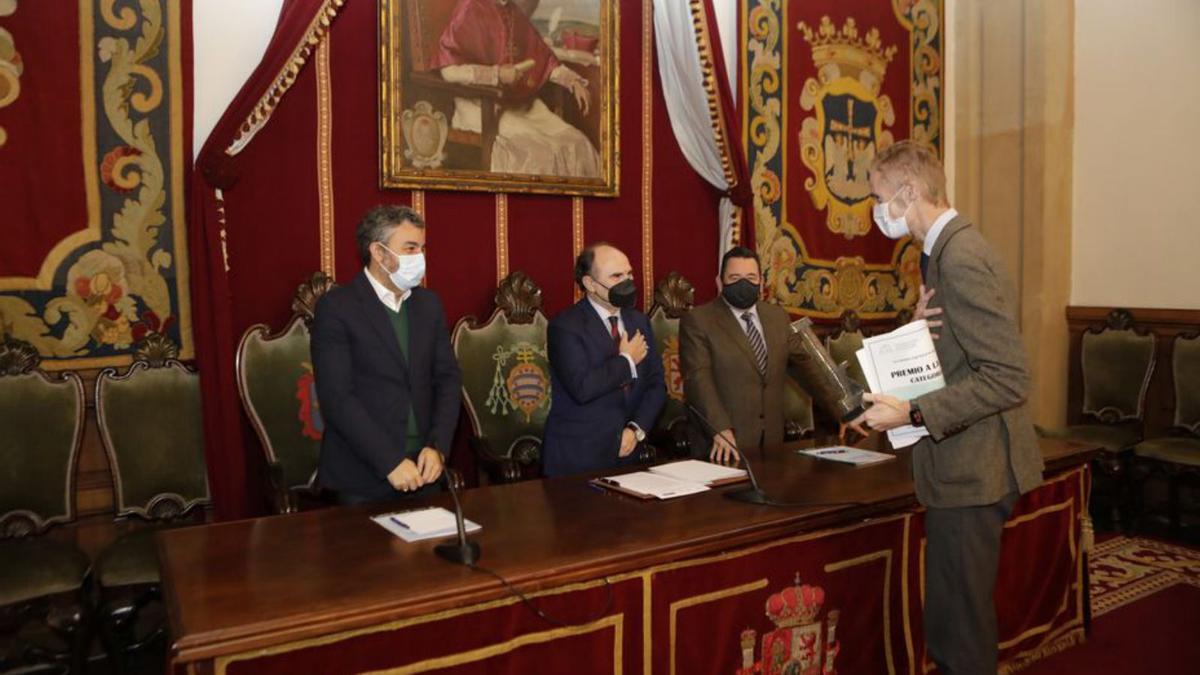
679, 298, 798, 453
913, 215, 1044, 508
311, 272, 461, 500
542, 299, 667, 477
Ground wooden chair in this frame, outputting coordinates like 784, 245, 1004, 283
0, 340, 90, 674
647, 272, 695, 457
236, 272, 335, 513
453, 272, 551, 483
1039, 308, 1157, 530
1133, 332, 1200, 536
94, 335, 210, 672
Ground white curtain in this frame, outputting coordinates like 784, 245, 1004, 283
654, 0, 742, 269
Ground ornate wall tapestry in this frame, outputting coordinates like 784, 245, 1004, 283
379, 0, 619, 196
743, 0, 943, 319
0, 0, 192, 369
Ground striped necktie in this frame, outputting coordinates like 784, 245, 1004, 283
741, 312, 767, 376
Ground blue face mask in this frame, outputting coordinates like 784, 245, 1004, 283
872, 187, 913, 239
380, 245, 426, 291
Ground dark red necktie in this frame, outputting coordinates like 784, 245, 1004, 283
609, 315, 631, 394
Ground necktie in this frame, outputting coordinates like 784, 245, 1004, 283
742, 312, 767, 376
608, 315, 621, 346
920, 252, 930, 280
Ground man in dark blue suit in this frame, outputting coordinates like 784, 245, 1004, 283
311, 205, 461, 504
543, 243, 667, 477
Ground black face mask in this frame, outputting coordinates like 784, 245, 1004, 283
722, 278, 760, 310
595, 278, 638, 309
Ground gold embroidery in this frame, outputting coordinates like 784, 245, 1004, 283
0, 0, 21, 148
315, 37, 335, 276
641, 0, 653, 307
495, 194, 509, 282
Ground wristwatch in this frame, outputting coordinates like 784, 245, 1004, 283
909, 403, 925, 428
626, 422, 646, 442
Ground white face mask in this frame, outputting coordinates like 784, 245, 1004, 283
872, 188, 912, 239
379, 245, 426, 291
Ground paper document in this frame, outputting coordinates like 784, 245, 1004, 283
597, 472, 710, 499
372, 507, 481, 543
855, 320, 945, 449
648, 460, 747, 485
798, 446, 895, 466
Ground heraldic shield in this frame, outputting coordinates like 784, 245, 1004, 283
737, 575, 841, 675
452, 272, 552, 475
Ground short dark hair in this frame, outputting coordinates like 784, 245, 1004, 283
720, 246, 761, 278
573, 241, 613, 292
356, 204, 425, 264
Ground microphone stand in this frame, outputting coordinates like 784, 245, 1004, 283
433, 454, 480, 566
686, 404, 769, 505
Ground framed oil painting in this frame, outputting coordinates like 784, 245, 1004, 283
379, 0, 618, 196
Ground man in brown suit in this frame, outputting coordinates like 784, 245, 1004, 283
851, 141, 1044, 674
679, 247, 802, 461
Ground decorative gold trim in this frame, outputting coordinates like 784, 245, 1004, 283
411, 190, 425, 218
572, 196, 585, 302
226, 0, 347, 156
687, 0, 738, 187
215, 188, 231, 273
212, 575, 640, 675
669, 579, 769, 675
315, 37, 335, 276
642, 574, 652, 675
168, 0, 193, 360
825, 550, 897, 675
495, 194, 509, 283
900, 513, 916, 675
359, 614, 623, 675
641, 0, 653, 308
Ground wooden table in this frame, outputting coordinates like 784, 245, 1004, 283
161, 437, 1095, 674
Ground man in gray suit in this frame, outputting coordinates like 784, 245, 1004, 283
850, 141, 1044, 674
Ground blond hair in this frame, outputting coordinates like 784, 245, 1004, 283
870, 140, 949, 206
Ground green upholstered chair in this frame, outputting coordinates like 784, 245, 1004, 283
454, 271, 552, 483
93, 335, 209, 672
1038, 309, 1157, 530
0, 340, 90, 674
1133, 332, 1200, 535
825, 310, 867, 390
236, 272, 336, 513
782, 376, 816, 441
647, 272, 695, 457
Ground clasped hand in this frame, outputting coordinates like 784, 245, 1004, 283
387, 447, 443, 492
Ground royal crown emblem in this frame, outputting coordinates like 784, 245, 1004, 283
736, 574, 841, 675
661, 335, 684, 402
486, 342, 550, 423
796, 16, 898, 239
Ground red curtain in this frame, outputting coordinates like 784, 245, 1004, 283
190, 0, 722, 518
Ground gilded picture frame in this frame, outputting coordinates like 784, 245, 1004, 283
379, 0, 619, 197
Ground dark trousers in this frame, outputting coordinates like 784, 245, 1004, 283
335, 481, 442, 506
924, 491, 1019, 675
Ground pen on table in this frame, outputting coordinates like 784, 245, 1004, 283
390, 516, 412, 529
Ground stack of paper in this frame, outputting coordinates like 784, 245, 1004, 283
798, 446, 895, 466
372, 507, 481, 543
593, 472, 711, 500
648, 460, 748, 486
855, 320, 945, 449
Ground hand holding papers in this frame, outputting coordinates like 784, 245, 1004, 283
854, 320, 945, 448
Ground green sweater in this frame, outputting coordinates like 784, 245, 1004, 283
386, 302, 422, 458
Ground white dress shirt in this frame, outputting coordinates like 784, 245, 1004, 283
923, 208, 959, 256
725, 297, 764, 337
364, 267, 411, 313
587, 295, 639, 380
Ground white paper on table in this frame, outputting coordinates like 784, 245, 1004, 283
372, 507, 481, 543
798, 446, 896, 465
599, 472, 711, 499
648, 460, 747, 485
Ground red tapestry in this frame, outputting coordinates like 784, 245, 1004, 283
0, 0, 193, 369
742, 0, 943, 321
191, 0, 722, 517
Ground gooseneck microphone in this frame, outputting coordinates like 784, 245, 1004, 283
686, 403, 865, 509
434, 454, 481, 566
687, 403, 771, 504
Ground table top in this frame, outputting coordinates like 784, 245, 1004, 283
160, 435, 1094, 663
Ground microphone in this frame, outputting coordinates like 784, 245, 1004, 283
686, 403, 770, 505
433, 454, 481, 566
